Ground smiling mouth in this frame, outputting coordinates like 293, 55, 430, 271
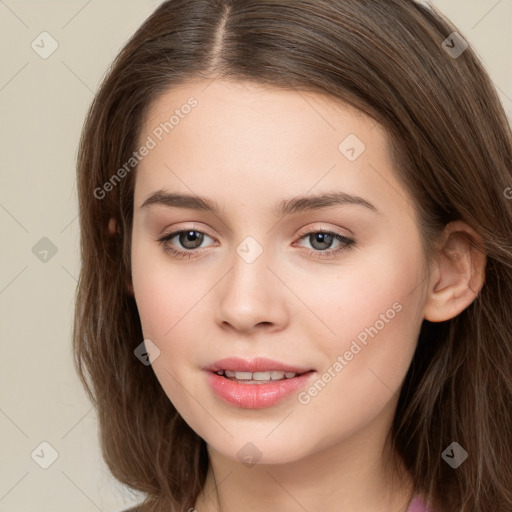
213, 369, 313, 384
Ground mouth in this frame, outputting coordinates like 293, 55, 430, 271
204, 362, 317, 409
202, 357, 316, 408
203, 357, 315, 383
212, 369, 314, 384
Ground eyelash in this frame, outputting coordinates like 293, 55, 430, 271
157, 227, 355, 260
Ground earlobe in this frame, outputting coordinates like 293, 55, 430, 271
108, 217, 120, 236
107, 216, 134, 296
125, 276, 135, 296
423, 221, 486, 322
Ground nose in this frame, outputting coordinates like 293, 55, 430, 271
214, 247, 289, 334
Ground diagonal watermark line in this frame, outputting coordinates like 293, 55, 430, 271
0, 265, 28, 296
163, 266, 233, 337
0, 0, 29, 28
265, 163, 337, 236
404, 267, 432, 302
60, 214, 78, 233
492, 81, 512, 105
0, 472, 29, 502
205, 469, 234, 500
60, 265, 78, 283
359, 264, 433, 398
164, 164, 230, 232
264, 470, 309, 511
364, 263, 433, 399
0, 62, 29, 92
292, 86, 337, 131
61, 60, 94, 94
265, 266, 336, 335
162, 368, 234, 437
367, 162, 415, 219
201, 74, 221, 93
61, 471, 103, 511
0, 407, 29, 438
471, 0, 502, 29
60, 406, 94, 440
61, 0, 92, 29
368, 118, 379, 132
368, 367, 400, 399
265, 409, 294, 438
0, 201, 29, 232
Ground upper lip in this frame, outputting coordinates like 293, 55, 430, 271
203, 357, 314, 374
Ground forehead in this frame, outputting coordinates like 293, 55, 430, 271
141, 78, 378, 147
134, 79, 411, 221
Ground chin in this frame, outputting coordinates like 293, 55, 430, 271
204, 432, 317, 467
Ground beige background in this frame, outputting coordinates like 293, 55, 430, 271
0, 1, 511, 511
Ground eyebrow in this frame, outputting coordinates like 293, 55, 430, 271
140, 189, 379, 217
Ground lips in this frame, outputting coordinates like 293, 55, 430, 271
202, 357, 316, 408
202, 357, 314, 374
218, 369, 299, 382
205, 368, 316, 408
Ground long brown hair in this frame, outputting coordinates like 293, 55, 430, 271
73, 1, 512, 510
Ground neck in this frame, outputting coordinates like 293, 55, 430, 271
194, 406, 415, 512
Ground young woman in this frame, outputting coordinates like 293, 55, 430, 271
72, 1, 512, 511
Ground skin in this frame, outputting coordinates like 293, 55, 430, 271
125, 78, 486, 512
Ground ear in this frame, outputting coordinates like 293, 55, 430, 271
107, 216, 120, 235
108, 216, 135, 296
423, 221, 487, 322
125, 276, 135, 296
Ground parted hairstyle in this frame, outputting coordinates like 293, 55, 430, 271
72, 1, 512, 511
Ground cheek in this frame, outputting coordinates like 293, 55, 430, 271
293, 300, 423, 454
131, 231, 195, 340
131, 249, 202, 411
299, 243, 425, 417
311, 238, 423, 386
305, 240, 423, 342
130, 234, 208, 395
131, 269, 172, 342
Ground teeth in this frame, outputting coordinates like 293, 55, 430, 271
234, 371, 253, 380
253, 371, 277, 380
218, 370, 299, 380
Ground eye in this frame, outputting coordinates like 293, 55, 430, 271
294, 228, 355, 259
157, 227, 355, 259
157, 229, 216, 259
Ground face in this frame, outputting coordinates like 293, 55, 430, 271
130, 78, 430, 465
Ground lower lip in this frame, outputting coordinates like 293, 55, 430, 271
205, 371, 316, 409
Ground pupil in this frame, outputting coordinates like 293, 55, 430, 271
181, 231, 203, 248
312, 233, 332, 249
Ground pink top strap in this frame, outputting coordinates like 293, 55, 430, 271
407, 495, 433, 512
